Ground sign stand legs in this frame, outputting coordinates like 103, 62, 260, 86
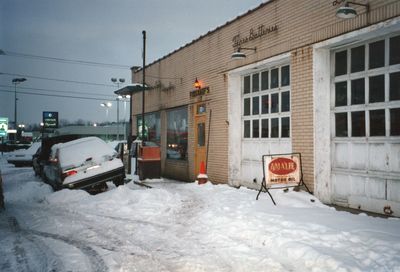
256, 178, 276, 205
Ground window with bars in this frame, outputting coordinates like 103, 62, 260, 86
333, 34, 400, 138
242, 64, 291, 139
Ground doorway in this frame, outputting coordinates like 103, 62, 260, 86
194, 103, 207, 176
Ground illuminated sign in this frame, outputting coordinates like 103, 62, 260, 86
0, 117, 8, 137
43, 111, 58, 128
190, 87, 210, 98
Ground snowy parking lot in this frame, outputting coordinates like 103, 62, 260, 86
1, 156, 400, 272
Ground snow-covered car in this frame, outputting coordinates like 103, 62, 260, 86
32, 134, 81, 177
6, 142, 41, 167
43, 137, 125, 191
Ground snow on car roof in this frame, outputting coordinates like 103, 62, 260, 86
53, 137, 117, 168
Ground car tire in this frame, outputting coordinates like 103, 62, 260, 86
113, 177, 124, 187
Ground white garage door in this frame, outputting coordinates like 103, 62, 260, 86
331, 34, 400, 215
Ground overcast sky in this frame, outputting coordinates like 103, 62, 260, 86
0, 0, 265, 126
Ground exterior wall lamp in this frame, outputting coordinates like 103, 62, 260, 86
194, 78, 202, 89
336, 1, 369, 19
231, 47, 257, 60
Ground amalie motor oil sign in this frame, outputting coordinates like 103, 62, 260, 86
265, 155, 301, 186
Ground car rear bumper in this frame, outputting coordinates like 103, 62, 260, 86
63, 166, 125, 189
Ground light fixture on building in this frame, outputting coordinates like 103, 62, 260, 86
194, 78, 202, 89
336, 1, 369, 19
231, 47, 257, 60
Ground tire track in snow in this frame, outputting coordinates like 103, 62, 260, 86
7, 216, 108, 272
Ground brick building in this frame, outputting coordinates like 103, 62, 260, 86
127, 0, 400, 216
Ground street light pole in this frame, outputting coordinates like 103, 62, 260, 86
100, 102, 112, 141
12, 78, 26, 130
142, 30, 146, 143
111, 78, 125, 140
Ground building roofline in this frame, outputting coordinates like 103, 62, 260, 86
131, 0, 274, 72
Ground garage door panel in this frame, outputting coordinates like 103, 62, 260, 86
350, 175, 366, 196
368, 143, 387, 171
334, 143, 349, 169
389, 144, 400, 173
349, 143, 367, 170
333, 174, 350, 198
387, 180, 400, 202
365, 177, 386, 199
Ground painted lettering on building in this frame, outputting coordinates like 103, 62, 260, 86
232, 24, 278, 48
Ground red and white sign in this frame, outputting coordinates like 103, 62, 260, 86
264, 155, 301, 186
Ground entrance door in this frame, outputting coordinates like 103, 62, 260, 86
194, 103, 207, 176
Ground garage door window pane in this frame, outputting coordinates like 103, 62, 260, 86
261, 71, 269, 90
369, 75, 385, 103
335, 113, 348, 137
252, 73, 259, 92
352, 111, 365, 137
261, 119, 269, 138
335, 81, 347, 107
244, 98, 250, 116
252, 96, 259, 115
281, 65, 290, 87
253, 120, 259, 138
261, 95, 269, 114
351, 78, 365, 105
369, 40, 385, 69
390, 108, 400, 136
244, 120, 250, 138
244, 76, 250, 94
390, 72, 400, 101
271, 93, 279, 113
271, 68, 279, 88
351, 45, 365, 73
370, 110, 386, 136
281, 91, 290, 112
335, 50, 347, 76
281, 117, 290, 138
390, 35, 400, 65
271, 118, 279, 138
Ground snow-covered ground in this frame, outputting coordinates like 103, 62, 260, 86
1, 155, 399, 272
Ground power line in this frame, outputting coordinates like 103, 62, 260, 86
0, 84, 115, 98
0, 89, 117, 101
0, 72, 116, 87
2, 50, 131, 69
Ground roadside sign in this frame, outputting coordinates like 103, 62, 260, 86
0, 117, 8, 137
264, 154, 301, 186
43, 111, 58, 128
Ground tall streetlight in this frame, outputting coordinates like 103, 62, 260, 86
111, 78, 125, 140
142, 30, 146, 143
100, 102, 112, 140
12, 78, 27, 130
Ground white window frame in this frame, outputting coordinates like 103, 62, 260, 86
242, 63, 291, 140
331, 33, 400, 140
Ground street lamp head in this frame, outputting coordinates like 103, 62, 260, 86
12, 78, 27, 84
106, 102, 112, 107
119, 78, 125, 83
111, 78, 117, 83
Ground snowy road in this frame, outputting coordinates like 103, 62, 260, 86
1, 158, 400, 271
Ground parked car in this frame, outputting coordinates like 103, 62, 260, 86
0, 140, 31, 153
32, 134, 81, 177
43, 137, 125, 191
7, 142, 41, 167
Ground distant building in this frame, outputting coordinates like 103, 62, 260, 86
53, 123, 128, 141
